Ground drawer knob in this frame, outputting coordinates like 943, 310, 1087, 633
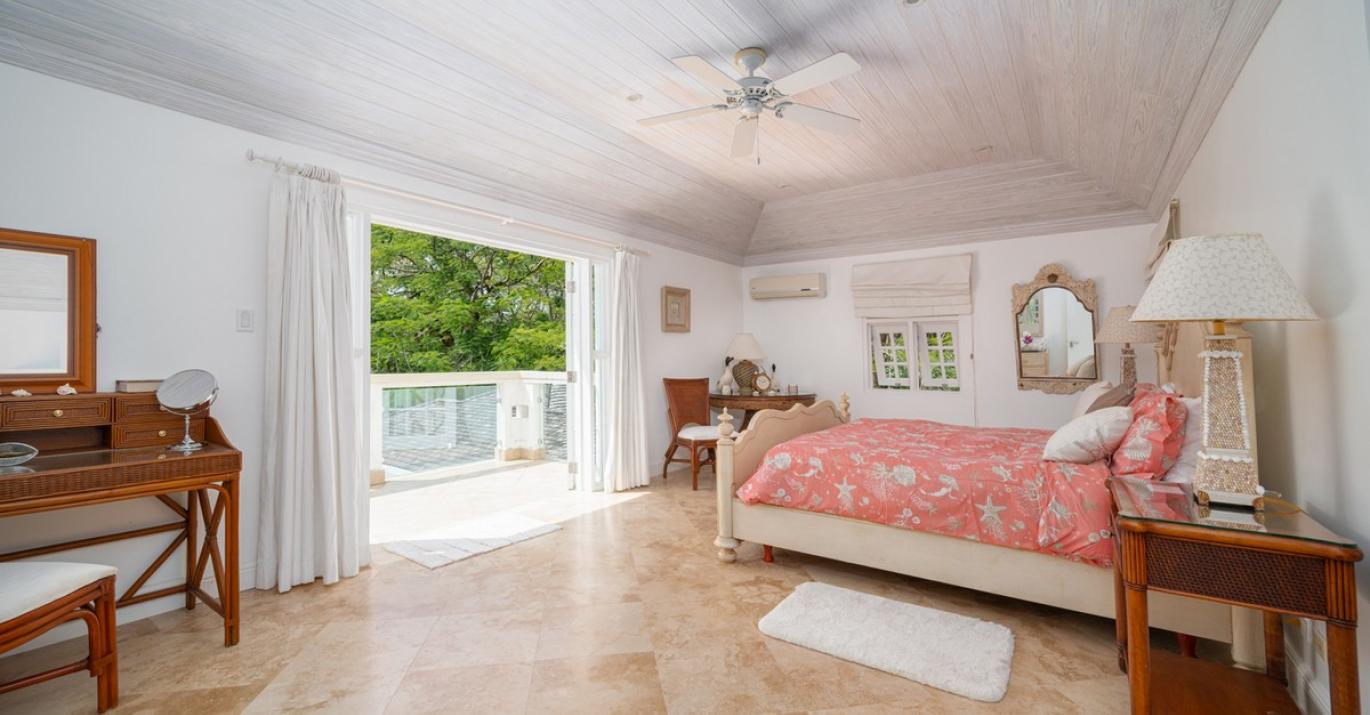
52, 409, 64, 418
158, 430, 168, 438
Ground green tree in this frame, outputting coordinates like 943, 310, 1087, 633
370, 225, 565, 373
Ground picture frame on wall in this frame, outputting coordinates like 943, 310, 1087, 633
661, 286, 691, 333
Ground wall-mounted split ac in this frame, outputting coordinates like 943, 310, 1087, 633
749, 273, 827, 300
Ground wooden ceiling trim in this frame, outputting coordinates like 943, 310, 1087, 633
744, 207, 1155, 266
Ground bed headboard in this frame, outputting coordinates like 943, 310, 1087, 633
729, 396, 849, 483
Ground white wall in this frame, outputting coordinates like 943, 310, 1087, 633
1170, 1, 1370, 711
741, 224, 1159, 431
0, 63, 740, 642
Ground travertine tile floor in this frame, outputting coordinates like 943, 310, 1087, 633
0, 464, 1145, 714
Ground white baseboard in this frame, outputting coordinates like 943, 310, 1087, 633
1285, 632, 1331, 715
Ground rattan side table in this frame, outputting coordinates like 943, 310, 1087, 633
1109, 477, 1362, 714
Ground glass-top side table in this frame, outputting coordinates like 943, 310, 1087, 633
1108, 476, 1362, 714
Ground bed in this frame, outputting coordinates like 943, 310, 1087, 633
712, 395, 1255, 657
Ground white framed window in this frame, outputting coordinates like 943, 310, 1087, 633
865, 320, 963, 393
918, 323, 960, 392
868, 321, 913, 389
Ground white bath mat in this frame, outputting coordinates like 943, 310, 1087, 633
383, 513, 560, 569
758, 582, 1014, 702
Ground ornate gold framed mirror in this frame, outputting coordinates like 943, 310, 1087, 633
1012, 264, 1098, 394
0, 228, 97, 395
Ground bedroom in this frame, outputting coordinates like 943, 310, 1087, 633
0, 0, 1366, 713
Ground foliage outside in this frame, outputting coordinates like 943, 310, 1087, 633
370, 225, 566, 374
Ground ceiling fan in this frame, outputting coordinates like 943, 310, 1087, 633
638, 47, 862, 162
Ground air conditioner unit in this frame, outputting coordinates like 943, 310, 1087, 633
749, 273, 827, 300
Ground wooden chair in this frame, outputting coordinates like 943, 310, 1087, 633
0, 562, 119, 712
662, 377, 719, 491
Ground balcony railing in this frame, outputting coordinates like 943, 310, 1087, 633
368, 371, 568, 485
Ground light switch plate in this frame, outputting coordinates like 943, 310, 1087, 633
236, 309, 255, 332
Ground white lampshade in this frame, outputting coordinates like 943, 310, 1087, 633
1132, 233, 1316, 322
725, 332, 766, 361
1096, 306, 1160, 345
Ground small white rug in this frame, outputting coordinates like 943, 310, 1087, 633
383, 513, 560, 569
758, 582, 1014, 702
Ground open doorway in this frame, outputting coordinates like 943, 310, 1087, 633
361, 221, 603, 545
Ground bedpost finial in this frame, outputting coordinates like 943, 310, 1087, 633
718, 409, 735, 441
839, 393, 851, 422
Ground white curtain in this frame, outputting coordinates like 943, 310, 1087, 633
851, 254, 973, 318
256, 165, 368, 593
603, 250, 649, 492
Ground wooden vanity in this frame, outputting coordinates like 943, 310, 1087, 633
0, 391, 243, 647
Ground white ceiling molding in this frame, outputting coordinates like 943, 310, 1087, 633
0, 0, 1278, 265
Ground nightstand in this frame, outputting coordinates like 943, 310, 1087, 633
1109, 477, 1362, 714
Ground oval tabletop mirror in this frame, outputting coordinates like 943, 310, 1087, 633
1012, 264, 1098, 394
157, 369, 218, 453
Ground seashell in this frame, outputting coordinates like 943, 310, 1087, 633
56, 383, 77, 395
9, 388, 31, 397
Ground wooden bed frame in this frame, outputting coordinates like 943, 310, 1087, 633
712, 395, 1254, 655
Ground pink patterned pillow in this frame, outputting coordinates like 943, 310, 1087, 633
1111, 387, 1189, 478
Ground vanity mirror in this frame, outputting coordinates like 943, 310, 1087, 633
1012, 264, 1098, 394
0, 228, 97, 395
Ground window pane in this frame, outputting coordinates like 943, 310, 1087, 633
884, 365, 896, 378
940, 331, 954, 345
943, 350, 955, 362
897, 365, 909, 378
893, 333, 906, 346
894, 349, 907, 363
945, 366, 958, 380
880, 333, 891, 346
930, 366, 943, 379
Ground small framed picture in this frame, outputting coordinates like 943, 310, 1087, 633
661, 286, 691, 333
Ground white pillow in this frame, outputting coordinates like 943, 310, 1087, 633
1043, 407, 1134, 464
1164, 397, 1203, 483
1072, 381, 1115, 419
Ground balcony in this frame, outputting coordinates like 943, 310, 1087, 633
367, 371, 568, 486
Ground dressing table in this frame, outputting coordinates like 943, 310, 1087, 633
0, 228, 242, 647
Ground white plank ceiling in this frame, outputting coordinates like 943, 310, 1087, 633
0, 0, 1279, 264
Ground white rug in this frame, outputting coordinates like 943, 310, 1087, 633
383, 513, 560, 569
758, 582, 1014, 703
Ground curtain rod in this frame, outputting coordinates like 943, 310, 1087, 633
245, 149, 649, 257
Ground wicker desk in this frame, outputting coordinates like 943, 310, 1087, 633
0, 409, 242, 647
1110, 477, 1361, 714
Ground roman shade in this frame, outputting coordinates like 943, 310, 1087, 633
851, 254, 972, 318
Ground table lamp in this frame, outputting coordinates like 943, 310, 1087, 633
725, 332, 767, 394
1095, 306, 1160, 391
1132, 234, 1316, 509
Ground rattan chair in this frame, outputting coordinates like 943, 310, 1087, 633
662, 377, 718, 490
0, 562, 119, 712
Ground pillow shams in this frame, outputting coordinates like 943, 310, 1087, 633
1044, 406, 1134, 463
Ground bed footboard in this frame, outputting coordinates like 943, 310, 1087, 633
715, 394, 849, 563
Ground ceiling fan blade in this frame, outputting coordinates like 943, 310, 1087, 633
771, 52, 861, 96
672, 56, 740, 94
731, 117, 759, 158
776, 103, 861, 135
637, 105, 726, 126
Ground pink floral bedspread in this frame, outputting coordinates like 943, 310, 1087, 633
735, 419, 1115, 566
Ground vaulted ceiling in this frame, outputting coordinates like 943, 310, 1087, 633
0, 0, 1279, 264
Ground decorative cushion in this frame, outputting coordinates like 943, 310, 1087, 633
677, 424, 719, 441
1111, 387, 1189, 479
1072, 381, 1115, 419
1163, 397, 1204, 483
0, 562, 117, 623
1043, 407, 1133, 464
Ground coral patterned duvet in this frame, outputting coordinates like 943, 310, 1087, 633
735, 419, 1115, 567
